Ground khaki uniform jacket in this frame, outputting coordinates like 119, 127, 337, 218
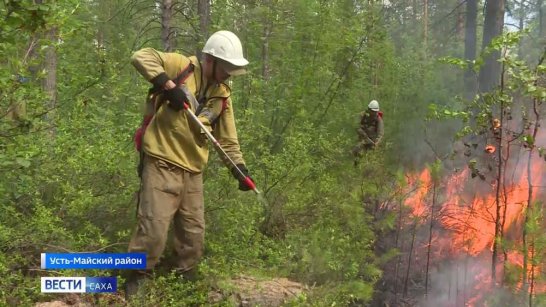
358, 111, 384, 144
131, 48, 245, 173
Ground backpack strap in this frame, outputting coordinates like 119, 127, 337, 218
196, 95, 230, 126
148, 61, 195, 113
214, 97, 230, 126
174, 61, 195, 85
195, 82, 231, 128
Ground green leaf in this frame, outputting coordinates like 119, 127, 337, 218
521, 135, 535, 146
15, 158, 31, 168
5, 15, 22, 28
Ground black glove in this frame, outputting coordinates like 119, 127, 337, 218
164, 86, 188, 111
231, 164, 254, 191
151, 72, 169, 89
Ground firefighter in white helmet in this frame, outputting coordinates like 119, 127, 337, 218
125, 30, 254, 298
352, 100, 384, 164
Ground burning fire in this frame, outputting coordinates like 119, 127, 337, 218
402, 144, 546, 305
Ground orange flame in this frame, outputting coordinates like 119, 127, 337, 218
403, 135, 546, 303
405, 169, 431, 219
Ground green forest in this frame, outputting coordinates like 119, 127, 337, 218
1, 0, 546, 306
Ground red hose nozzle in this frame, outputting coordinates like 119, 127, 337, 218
244, 177, 257, 192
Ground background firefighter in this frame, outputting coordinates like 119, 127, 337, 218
125, 30, 255, 299
352, 100, 384, 161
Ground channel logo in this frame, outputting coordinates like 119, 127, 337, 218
41, 277, 117, 293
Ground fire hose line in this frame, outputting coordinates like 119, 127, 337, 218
182, 102, 260, 194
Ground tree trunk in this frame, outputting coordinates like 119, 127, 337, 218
501, 145, 510, 284
197, 0, 210, 56
456, 1, 465, 40
479, 0, 505, 92
8, 35, 39, 122
518, 1, 525, 56
403, 221, 417, 297
529, 244, 535, 307
491, 50, 507, 284
43, 27, 58, 137
523, 51, 544, 305
261, 21, 271, 80
161, 0, 173, 51
393, 200, 403, 301
464, 0, 478, 100
423, 0, 428, 51
539, 0, 544, 37
424, 182, 436, 299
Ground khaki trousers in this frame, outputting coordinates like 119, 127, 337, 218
352, 141, 374, 157
128, 155, 204, 272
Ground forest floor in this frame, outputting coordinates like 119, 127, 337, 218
34, 275, 306, 306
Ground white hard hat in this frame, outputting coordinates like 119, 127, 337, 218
202, 30, 249, 74
368, 100, 380, 111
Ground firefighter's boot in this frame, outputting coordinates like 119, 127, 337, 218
124, 270, 148, 301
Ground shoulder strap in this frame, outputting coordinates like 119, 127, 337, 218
174, 61, 195, 85
195, 82, 231, 127
211, 97, 229, 127
195, 96, 230, 128
148, 60, 195, 113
